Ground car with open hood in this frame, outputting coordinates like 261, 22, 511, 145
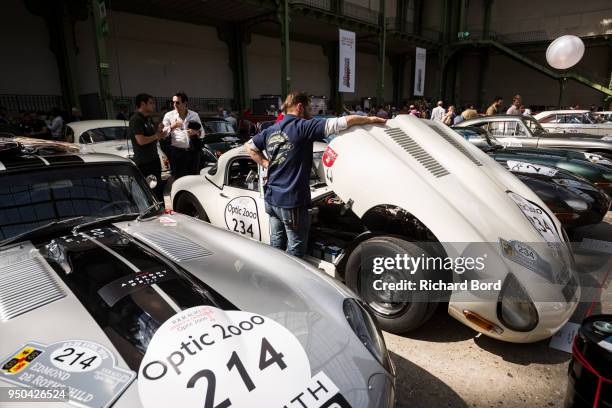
172, 115, 580, 343
0, 142, 394, 407
534, 110, 612, 137
456, 115, 612, 159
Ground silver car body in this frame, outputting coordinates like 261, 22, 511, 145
458, 115, 612, 154
172, 115, 580, 343
534, 110, 612, 137
0, 153, 392, 407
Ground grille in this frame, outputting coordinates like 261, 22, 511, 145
0, 257, 65, 321
427, 124, 483, 166
134, 230, 213, 262
385, 127, 450, 178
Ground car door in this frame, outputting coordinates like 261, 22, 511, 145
488, 120, 536, 148
213, 156, 271, 243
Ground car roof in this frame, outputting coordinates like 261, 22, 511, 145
459, 114, 529, 125
535, 110, 589, 116
66, 120, 129, 136
0, 152, 131, 173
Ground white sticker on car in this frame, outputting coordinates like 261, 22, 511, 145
507, 160, 558, 176
500, 138, 523, 147
0, 340, 135, 408
583, 152, 612, 166
508, 192, 561, 243
138, 306, 351, 408
224, 196, 261, 241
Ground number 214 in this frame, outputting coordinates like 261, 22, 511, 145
186, 337, 286, 408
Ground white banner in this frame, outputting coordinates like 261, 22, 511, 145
338, 29, 356, 93
413, 47, 426, 96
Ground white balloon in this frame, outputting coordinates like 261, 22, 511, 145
546, 35, 585, 70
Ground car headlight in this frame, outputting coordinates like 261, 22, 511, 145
343, 298, 390, 371
602, 136, 612, 142
497, 274, 539, 332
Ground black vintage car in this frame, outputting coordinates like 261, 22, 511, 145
198, 117, 242, 168
453, 128, 610, 229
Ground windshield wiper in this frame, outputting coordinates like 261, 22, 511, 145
137, 201, 165, 221
72, 213, 140, 234
0, 217, 84, 247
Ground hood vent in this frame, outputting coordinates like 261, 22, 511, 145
0, 257, 66, 321
427, 124, 483, 166
385, 127, 450, 178
133, 230, 213, 262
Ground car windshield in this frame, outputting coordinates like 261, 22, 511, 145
203, 121, 235, 134
0, 163, 154, 241
80, 126, 128, 143
523, 117, 545, 134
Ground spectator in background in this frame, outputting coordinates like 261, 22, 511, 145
22, 112, 49, 139
431, 100, 445, 122
129, 93, 165, 202
217, 106, 225, 118
409, 105, 420, 117
461, 105, 479, 121
116, 104, 129, 121
226, 111, 238, 131
506, 95, 522, 115
486, 96, 503, 116
48, 107, 64, 140
442, 105, 456, 125
376, 106, 389, 119
69, 107, 82, 122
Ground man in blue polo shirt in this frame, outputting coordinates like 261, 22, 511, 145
246, 91, 386, 258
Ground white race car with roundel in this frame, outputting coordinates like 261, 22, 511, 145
171, 115, 581, 343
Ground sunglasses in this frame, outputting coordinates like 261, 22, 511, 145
172, 101, 182, 105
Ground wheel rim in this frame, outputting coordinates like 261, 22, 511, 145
357, 266, 410, 317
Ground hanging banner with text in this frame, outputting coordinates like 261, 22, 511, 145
339, 29, 356, 93
413, 47, 427, 96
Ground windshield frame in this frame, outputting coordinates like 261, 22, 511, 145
521, 116, 546, 134
0, 162, 156, 242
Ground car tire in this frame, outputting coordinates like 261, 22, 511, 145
174, 192, 210, 222
344, 236, 442, 334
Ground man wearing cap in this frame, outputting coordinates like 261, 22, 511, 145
162, 91, 203, 179
245, 91, 386, 258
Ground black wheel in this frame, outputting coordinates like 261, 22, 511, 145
174, 192, 209, 222
344, 236, 442, 334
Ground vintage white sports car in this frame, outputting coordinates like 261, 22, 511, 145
64, 120, 170, 177
534, 110, 612, 137
171, 115, 580, 343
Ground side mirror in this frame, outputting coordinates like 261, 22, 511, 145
146, 175, 158, 189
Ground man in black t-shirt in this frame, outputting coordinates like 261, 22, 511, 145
129, 93, 164, 202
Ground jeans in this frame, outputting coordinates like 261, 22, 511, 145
265, 203, 310, 258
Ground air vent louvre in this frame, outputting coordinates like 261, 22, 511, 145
427, 124, 483, 166
0, 257, 65, 321
384, 128, 450, 178
134, 230, 213, 262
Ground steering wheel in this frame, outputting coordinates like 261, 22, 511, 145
98, 200, 134, 214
